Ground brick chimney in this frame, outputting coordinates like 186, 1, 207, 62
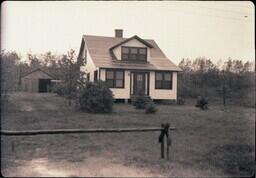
115, 29, 123, 38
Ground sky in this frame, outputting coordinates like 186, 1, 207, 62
1, 1, 255, 65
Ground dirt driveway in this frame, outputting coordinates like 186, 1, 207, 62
1, 92, 254, 177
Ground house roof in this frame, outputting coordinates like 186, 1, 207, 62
109, 35, 154, 50
82, 35, 182, 71
21, 68, 54, 78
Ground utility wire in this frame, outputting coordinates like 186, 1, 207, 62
166, 4, 252, 22
183, 4, 252, 15
215, 2, 252, 9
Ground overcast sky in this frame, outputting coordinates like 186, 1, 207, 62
1, 1, 254, 65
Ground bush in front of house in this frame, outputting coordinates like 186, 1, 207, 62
195, 95, 208, 110
145, 101, 157, 114
133, 90, 151, 109
78, 80, 113, 113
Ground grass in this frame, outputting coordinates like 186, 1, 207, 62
1, 92, 255, 177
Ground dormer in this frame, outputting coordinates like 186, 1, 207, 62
109, 32, 153, 63
121, 46, 147, 62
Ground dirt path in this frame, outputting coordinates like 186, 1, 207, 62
4, 157, 160, 177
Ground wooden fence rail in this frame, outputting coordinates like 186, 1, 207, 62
0, 127, 176, 136
0, 123, 175, 160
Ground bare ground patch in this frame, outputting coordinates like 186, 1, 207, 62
2, 157, 161, 177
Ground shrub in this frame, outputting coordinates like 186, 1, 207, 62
195, 95, 208, 110
145, 101, 157, 114
133, 91, 151, 109
78, 81, 113, 113
50, 83, 66, 96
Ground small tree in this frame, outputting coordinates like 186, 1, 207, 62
195, 96, 208, 110
78, 81, 113, 113
58, 49, 80, 105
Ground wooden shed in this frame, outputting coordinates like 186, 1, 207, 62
21, 68, 54, 93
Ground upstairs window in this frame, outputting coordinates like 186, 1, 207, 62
106, 69, 124, 88
155, 72, 172, 89
121, 47, 147, 61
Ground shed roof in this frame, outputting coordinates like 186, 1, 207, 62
21, 68, 54, 79
81, 35, 182, 71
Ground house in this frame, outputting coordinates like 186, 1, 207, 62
78, 29, 181, 102
21, 68, 53, 93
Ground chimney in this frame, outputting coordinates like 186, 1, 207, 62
115, 29, 123, 38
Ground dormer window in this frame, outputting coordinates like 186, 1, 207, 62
121, 46, 147, 61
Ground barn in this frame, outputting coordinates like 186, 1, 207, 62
21, 68, 54, 93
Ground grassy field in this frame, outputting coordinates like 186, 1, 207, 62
1, 92, 255, 177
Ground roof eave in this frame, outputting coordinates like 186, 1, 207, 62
99, 66, 182, 72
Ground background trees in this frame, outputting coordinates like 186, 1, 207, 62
178, 57, 255, 107
1, 51, 21, 94
1, 49, 83, 105
1, 49, 254, 107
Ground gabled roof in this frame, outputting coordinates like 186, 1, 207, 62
109, 35, 154, 50
21, 68, 54, 78
81, 35, 181, 71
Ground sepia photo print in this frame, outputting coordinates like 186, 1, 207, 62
1, 1, 255, 177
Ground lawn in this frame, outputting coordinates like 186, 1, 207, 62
1, 92, 255, 177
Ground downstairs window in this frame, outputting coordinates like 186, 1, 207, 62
106, 69, 124, 88
155, 71, 172, 89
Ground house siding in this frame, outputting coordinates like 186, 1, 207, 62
112, 38, 150, 62
100, 69, 130, 99
99, 69, 177, 100
149, 71, 177, 100
80, 49, 97, 81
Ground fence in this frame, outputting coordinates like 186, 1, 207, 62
1, 123, 175, 160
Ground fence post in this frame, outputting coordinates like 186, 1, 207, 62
166, 123, 170, 160
159, 124, 165, 159
161, 136, 165, 159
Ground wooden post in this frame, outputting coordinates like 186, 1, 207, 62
159, 124, 165, 159
161, 136, 165, 159
166, 128, 170, 160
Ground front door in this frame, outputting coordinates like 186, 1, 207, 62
133, 73, 146, 95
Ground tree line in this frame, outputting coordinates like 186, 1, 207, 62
178, 57, 255, 107
1, 50, 255, 106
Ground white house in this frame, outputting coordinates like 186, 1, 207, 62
78, 29, 181, 102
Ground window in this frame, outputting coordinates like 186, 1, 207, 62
94, 70, 98, 81
106, 70, 124, 88
121, 47, 147, 61
87, 73, 90, 81
155, 72, 172, 89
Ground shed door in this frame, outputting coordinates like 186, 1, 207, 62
38, 79, 51, 93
